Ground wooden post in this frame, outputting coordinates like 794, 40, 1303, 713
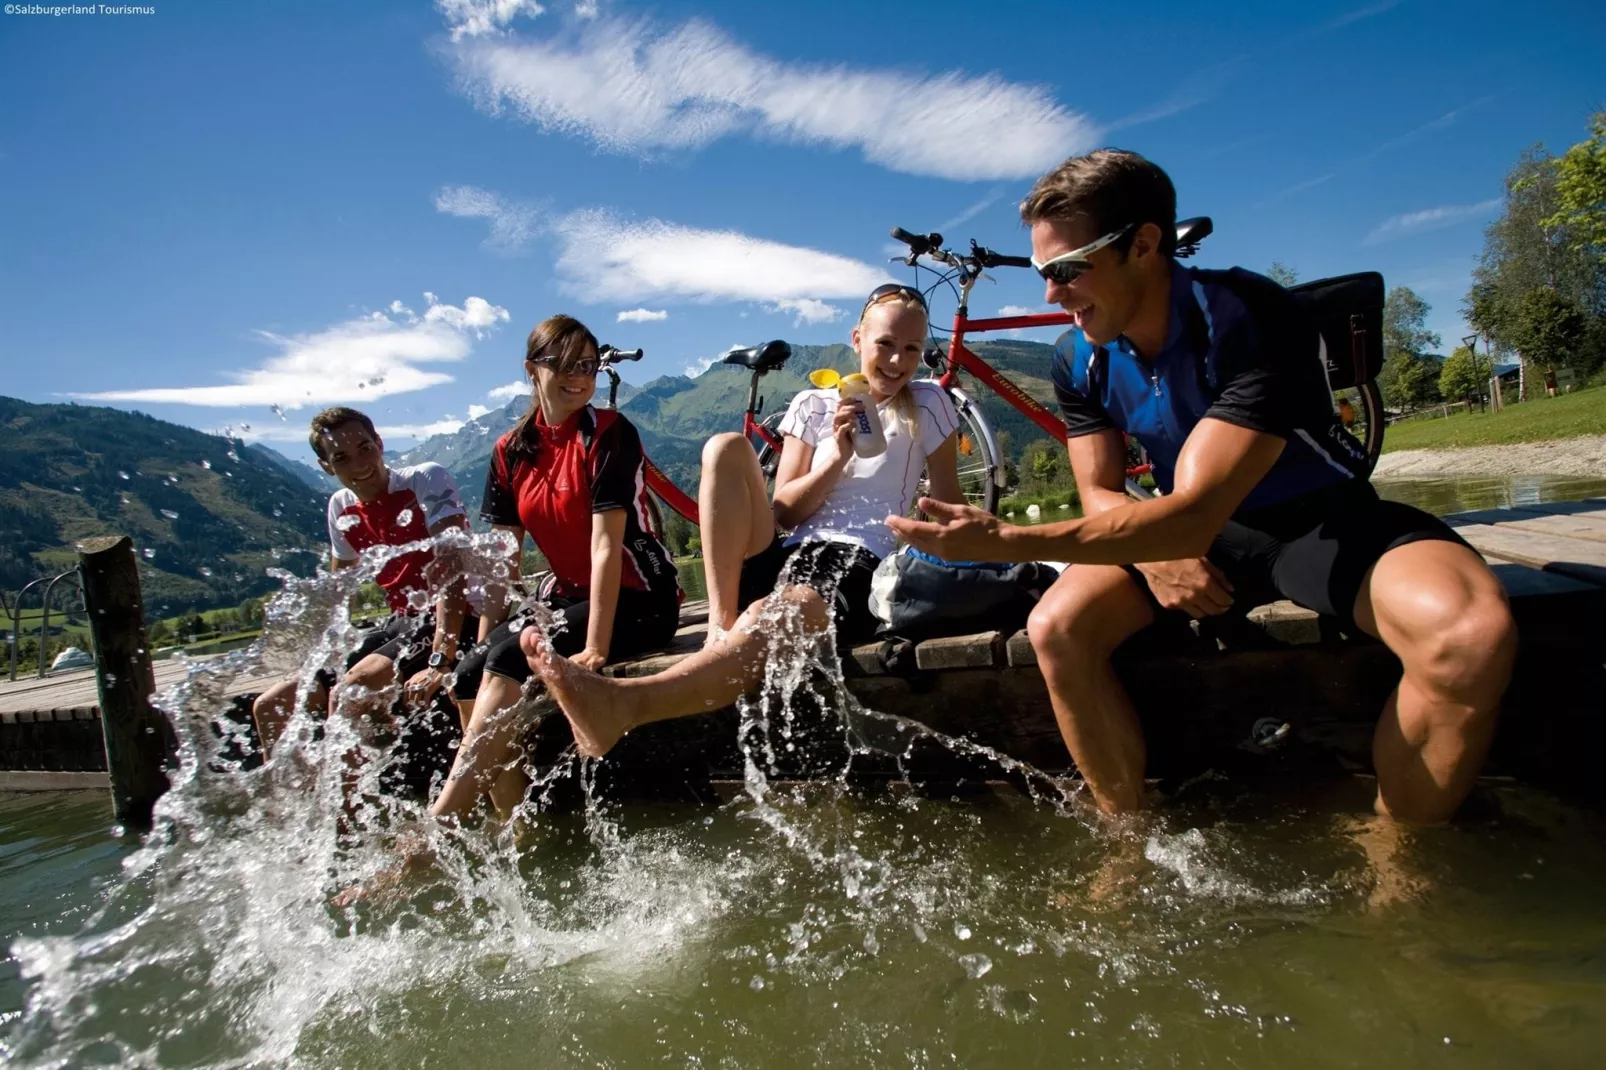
77, 535, 169, 827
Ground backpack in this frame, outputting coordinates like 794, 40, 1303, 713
869, 548, 1059, 642
1287, 272, 1385, 389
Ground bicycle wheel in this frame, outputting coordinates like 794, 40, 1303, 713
1334, 382, 1384, 475
945, 388, 1001, 514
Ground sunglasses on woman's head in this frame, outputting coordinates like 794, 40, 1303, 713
860, 283, 929, 317
530, 355, 601, 377
1031, 224, 1135, 286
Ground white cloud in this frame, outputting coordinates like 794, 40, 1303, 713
572, 0, 598, 17
486, 379, 529, 401
768, 298, 842, 325
434, 184, 544, 254
1363, 198, 1502, 246
466, 403, 492, 420
685, 344, 747, 378
552, 208, 890, 307
997, 305, 1038, 317
442, 13, 1096, 181
377, 417, 466, 441
616, 307, 668, 323
438, 0, 545, 42
73, 294, 510, 410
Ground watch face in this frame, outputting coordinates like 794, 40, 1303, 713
428, 652, 447, 669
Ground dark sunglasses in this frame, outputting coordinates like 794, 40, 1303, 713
530, 355, 601, 377
860, 283, 929, 318
1031, 224, 1134, 286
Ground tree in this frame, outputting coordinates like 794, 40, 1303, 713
1378, 352, 1442, 412
1466, 139, 1606, 396
1509, 288, 1590, 373
1544, 111, 1606, 255
1383, 286, 1441, 358
1438, 346, 1484, 402
1266, 261, 1299, 287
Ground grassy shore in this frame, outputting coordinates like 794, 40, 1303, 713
1382, 385, 1606, 452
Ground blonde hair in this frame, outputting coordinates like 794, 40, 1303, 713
856, 292, 927, 440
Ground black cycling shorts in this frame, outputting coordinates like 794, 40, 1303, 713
450, 585, 682, 699
737, 536, 882, 647
1127, 479, 1470, 632
313, 610, 480, 692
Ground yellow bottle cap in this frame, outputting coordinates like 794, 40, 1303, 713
809, 369, 841, 388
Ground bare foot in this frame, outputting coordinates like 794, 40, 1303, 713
330, 832, 435, 910
520, 629, 639, 757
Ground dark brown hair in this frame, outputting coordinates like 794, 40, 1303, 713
507, 314, 600, 459
308, 406, 378, 461
1020, 149, 1178, 257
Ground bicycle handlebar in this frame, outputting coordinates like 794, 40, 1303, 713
599, 345, 644, 364
973, 246, 1032, 270
890, 226, 943, 259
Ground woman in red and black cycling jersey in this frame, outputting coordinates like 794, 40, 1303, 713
431, 313, 680, 819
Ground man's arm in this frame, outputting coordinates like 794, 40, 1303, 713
426, 514, 470, 663
890, 418, 1284, 565
1067, 431, 1236, 618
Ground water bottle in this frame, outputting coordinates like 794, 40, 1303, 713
836, 373, 888, 458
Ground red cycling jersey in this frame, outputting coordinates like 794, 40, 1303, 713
482, 406, 679, 600
326, 463, 468, 613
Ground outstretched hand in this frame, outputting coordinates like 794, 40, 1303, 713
885, 498, 1021, 563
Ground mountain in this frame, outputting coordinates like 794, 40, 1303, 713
0, 397, 327, 616
247, 442, 334, 492
396, 339, 1065, 520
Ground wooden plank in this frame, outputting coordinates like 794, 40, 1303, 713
1447, 523, 1606, 587
915, 631, 1004, 671
0, 771, 110, 792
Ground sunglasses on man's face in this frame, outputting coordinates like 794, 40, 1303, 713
1031, 225, 1134, 286
531, 355, 601, 377
859, 283, 929, 318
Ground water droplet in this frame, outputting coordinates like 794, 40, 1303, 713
141, 548, 156, 560
161, 509, 180, 520
272, 509, 283, 518
201, 459, 212, 470
954, 924, 971, 941
270, 404, 286, 420
224, 471, 233, 478
396, 508, 415, 528
958, 953, 992, 979
749, 976, 765, 991
105, 672, 118, 686
118, 471, 130, 480
71, 485, 82, 492
227, 450, 240, 462
199, 567, 213, 578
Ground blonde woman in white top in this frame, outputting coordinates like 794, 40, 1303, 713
520, 285, 967, 757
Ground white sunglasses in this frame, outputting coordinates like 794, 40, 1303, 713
1030, 224, 1135, 285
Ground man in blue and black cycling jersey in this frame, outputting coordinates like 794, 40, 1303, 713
889, 148, 1516, 824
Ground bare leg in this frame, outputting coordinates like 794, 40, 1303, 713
430, 671, 536, 820
698, 433, 776, 635
252, 677, 328, 759
526, 585, 831, 757
332, 652, 401, 742
1027, 565, 1156, 814
1353, 540, 1517, 823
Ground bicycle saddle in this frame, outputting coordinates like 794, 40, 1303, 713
721, 339, 792, 371
1174, 216, 1213, 255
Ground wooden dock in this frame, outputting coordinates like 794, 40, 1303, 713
5, 498, 1606, 803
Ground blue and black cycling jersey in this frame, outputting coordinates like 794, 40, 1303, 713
1050, 261, 1371, 513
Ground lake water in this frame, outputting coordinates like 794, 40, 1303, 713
4, 484, 1606, 1068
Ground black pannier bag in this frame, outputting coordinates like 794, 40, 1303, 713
1288, 271, 1384, 389
869, 548, 1060, 642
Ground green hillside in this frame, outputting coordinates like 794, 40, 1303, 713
400, 339, 1065, 519
0, 397, 326, 616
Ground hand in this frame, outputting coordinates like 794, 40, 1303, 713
817, 397, 861, 469
570, 647, 608, 672
402, 666, 446, 706
885, 497, 1019, 563
1136, 557, 1234, 618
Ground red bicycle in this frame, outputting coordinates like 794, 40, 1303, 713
597, 340, 794, 529
886, 217, 1385, 513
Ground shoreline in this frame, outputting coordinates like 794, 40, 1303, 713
1374, 434, 1606, 480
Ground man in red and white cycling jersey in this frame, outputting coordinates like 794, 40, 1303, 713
251, 407, 478, 758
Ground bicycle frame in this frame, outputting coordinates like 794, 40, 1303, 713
604, 361, 783, 527
931, 278, 1153, 479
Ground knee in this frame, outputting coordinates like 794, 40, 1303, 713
701, 432, 750, 470
1403, 592, 1518, 701
1027, 590, 1111, 663
773, 583, 831, 631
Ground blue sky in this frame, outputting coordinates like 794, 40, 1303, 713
3, 0, 1602, 461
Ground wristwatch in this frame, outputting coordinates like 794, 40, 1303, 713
426, 650, 457, 670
